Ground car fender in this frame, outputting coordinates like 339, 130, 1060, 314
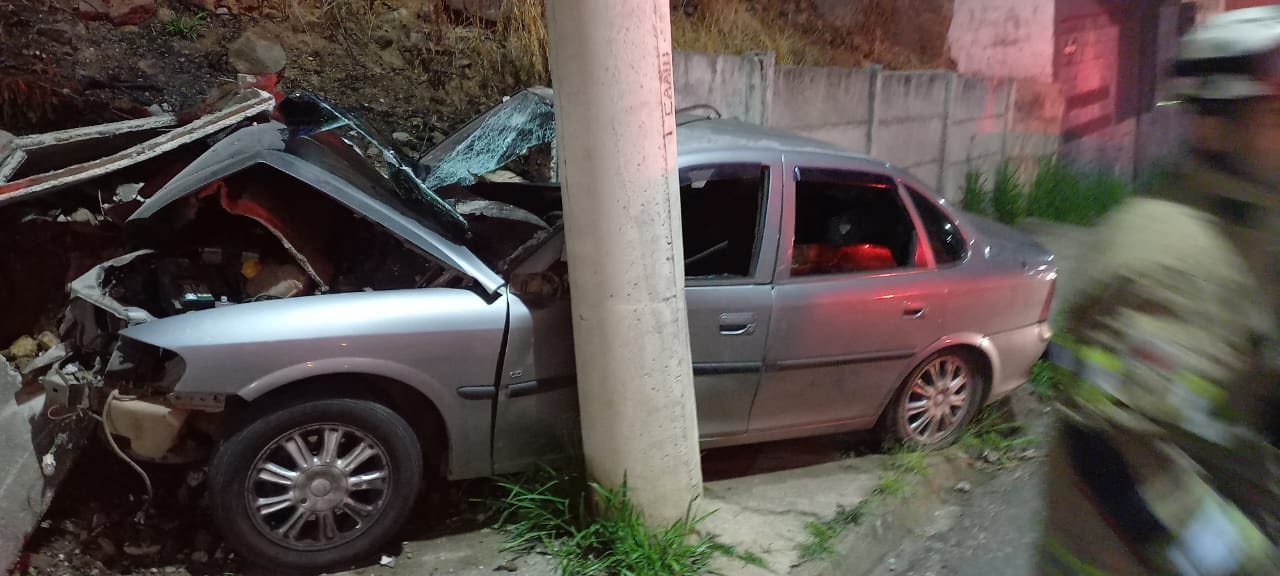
119, 289, 509, 479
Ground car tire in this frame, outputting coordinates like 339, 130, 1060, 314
882, 349, 985, 447
208, 398, 423, 572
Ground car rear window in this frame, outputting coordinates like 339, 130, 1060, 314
907, 187, 967, 265
791, 168, 915, 277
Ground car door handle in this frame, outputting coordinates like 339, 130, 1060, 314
903, 303, 928, 319
719, 312, 758, 336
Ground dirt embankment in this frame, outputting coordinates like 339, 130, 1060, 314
0, 0, 535, 146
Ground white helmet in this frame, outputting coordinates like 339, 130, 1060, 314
1175, 6, 1280, 100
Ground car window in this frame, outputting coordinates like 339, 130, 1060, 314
791, 168, 916, 277
906, 187, 967, 265
680, 164, 768, 279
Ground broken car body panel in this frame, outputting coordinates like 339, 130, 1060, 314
130, 120, 504, 294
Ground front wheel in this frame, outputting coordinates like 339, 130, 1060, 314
882, 350, 985, 447
208, 398, 424, 572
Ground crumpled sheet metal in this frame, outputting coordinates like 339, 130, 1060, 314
418, 89, 555, 191
0, 356, 94, 573
68, 249, 160, 324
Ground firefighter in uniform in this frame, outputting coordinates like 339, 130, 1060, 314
1039, 6, 1280, 575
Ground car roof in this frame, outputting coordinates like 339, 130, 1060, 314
676, 117, 868, 158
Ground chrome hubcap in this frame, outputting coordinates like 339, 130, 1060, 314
247, 424, 391, 550
904, 356, 971, 442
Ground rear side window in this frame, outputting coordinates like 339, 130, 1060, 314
680, 164, 768, 279
907, 187, 967, 265
791, 168, 916, 277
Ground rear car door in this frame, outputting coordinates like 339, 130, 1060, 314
679, 154, 781, 440
749, 159, 948, 434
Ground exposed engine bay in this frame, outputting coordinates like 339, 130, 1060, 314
0, 86, 571, 570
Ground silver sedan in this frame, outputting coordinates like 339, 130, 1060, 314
35, 90, 1056, 571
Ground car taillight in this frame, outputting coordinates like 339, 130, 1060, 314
1040, 276, 1057, 324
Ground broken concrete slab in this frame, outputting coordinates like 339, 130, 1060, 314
0, 90, 273, 207
0, 356, 95, 573
698, 455, 889, 575
792, 453, 976, 576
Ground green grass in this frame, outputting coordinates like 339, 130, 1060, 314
961, 169, 991, 217
1025, 157, 1131, 226
796, 500, 872, 563
991, 161, 1026, 226
959, 407, 1038, 465
1029, 359, 1072, 401
160, 12, 207, 40
495, 470, 766, 575
965, 157, 1132, 226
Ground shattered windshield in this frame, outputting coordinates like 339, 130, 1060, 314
276, 93, 471, 241
418, 89, 557, 190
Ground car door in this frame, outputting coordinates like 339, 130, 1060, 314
678, 154, 781, 440
748, 158, 948, 435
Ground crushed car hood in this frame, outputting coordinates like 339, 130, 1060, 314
129, 107, 505, 294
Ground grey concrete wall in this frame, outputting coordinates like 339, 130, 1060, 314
671, 51, 765, 124
948, 0, 1057, 82
873, 72, 952, 191
767, 65, 874, 154
672, 50, 1063, 201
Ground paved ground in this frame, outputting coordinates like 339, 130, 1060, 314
869, 458, 1047, 576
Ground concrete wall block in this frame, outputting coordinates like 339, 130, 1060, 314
877, 72, 950, 122
672, 50, 754, 122
946, 122, 1005, 164
951, 76, 1012, 122
875, 117, 945, 168
793, 124, 872, 155
1006, 132, 1061, 159
904, 162, 942, 193
767, 65, 874, 129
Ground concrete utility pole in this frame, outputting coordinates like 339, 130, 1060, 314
544, 0, 703, 525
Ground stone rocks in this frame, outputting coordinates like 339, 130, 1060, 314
182, 0, 262, 14
227, 29, 287, 74
75, 0, 158, 26
447, 0, 506, 21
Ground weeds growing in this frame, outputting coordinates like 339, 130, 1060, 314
1029, 359, 1073, 401
161, 12, 208, 40
964, 157, 1132, 226
991, 161, 1026, 226
1025, 157, 1130, 226
959, 407, 1038, 465
796, 500, 872, 563
496, 469, 766, 575
961, 169, 990, 216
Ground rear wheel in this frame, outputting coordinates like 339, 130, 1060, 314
208, 398, 423, 572
883, 350, 985, 447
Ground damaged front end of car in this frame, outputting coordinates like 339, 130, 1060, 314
0, 85, 568, 571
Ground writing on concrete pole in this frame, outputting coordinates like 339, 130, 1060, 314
544, 0, 703, 526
